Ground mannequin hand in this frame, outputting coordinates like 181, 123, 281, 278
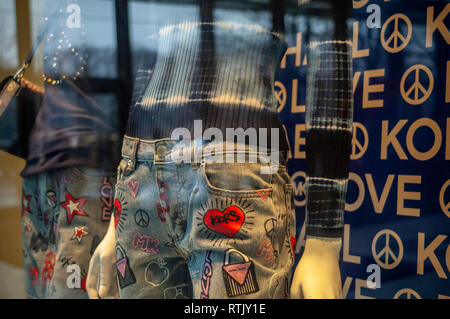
86, 217, 119, 299
290, 236, 342, 299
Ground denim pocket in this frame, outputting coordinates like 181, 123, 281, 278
200, 161, 273, 197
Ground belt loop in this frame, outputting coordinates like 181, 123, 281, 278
131, 138, 139, 169
125, 138, 139, 172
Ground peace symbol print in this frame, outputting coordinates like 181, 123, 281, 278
351, 122, 369, 160
393, 288, 421, 299
400, 64, 434, 105
135, 209, 150, 228
439, 180, 450, 218
372, 229, 404, 270
381, 13, 412, 53
275, 81, 287, 113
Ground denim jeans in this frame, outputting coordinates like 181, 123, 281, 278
113, 136, 295, 298
21, 167, 115, 298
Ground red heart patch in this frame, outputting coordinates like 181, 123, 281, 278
204, 206, 245, 237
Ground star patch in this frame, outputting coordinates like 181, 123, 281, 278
61, 192, 88, 224
71, 226, 89, 242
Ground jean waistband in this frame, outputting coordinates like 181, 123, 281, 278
121, 135, 288, 166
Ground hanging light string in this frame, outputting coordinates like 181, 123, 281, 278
41, 6, 88, 86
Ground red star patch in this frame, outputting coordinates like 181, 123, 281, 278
71, 226, 89, 242
21, 191, 32, 217
61, 192, 88, 224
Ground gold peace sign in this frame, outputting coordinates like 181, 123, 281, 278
381, 13, 412, 53
400, 64, 434, 105
393, 288, 421, 299
351, 122, 369, 160
439, 180, 450, 218
372, 229, 404, 270
275, 81, 287, 113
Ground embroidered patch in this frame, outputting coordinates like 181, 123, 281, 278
200, 250, 213, 299
127, 180, 140, 198
21, 191, 32, 217
255, 239, 275, 263
23, 220, 32, 232
71, 226, 89, 243
61, 192, 88, 224
113, 192, 128, 234
163, 284, 190, 299
131, 232, 160, 254
222, 249, 259, 297
145, 258, 169, 286
116, 245, 136, 289
197, 198, 254, 245
263, 218, 279, 263
204, 205, 244, 237
42, 251, 56, 282
46, 190, 57, 208
113, 199, 121, 228
100, 177, 114, 221
134, 209, 150, 228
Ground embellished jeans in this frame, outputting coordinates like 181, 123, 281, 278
21, 167, 115, 298
113, 136, 296, 299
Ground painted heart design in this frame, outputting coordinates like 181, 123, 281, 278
145, 261, 170, 286
128, 180, 140, 198
204, 205, 245, 237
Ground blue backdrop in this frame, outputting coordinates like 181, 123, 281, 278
277, 0, 450, 299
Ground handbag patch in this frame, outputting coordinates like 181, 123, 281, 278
222, 248, 259, 297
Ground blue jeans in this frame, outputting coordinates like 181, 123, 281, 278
113, 136, 295, 298
21, 167, 115, 298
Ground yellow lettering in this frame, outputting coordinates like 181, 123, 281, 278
426, 4, 450, 48
397, 175, 421, 217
